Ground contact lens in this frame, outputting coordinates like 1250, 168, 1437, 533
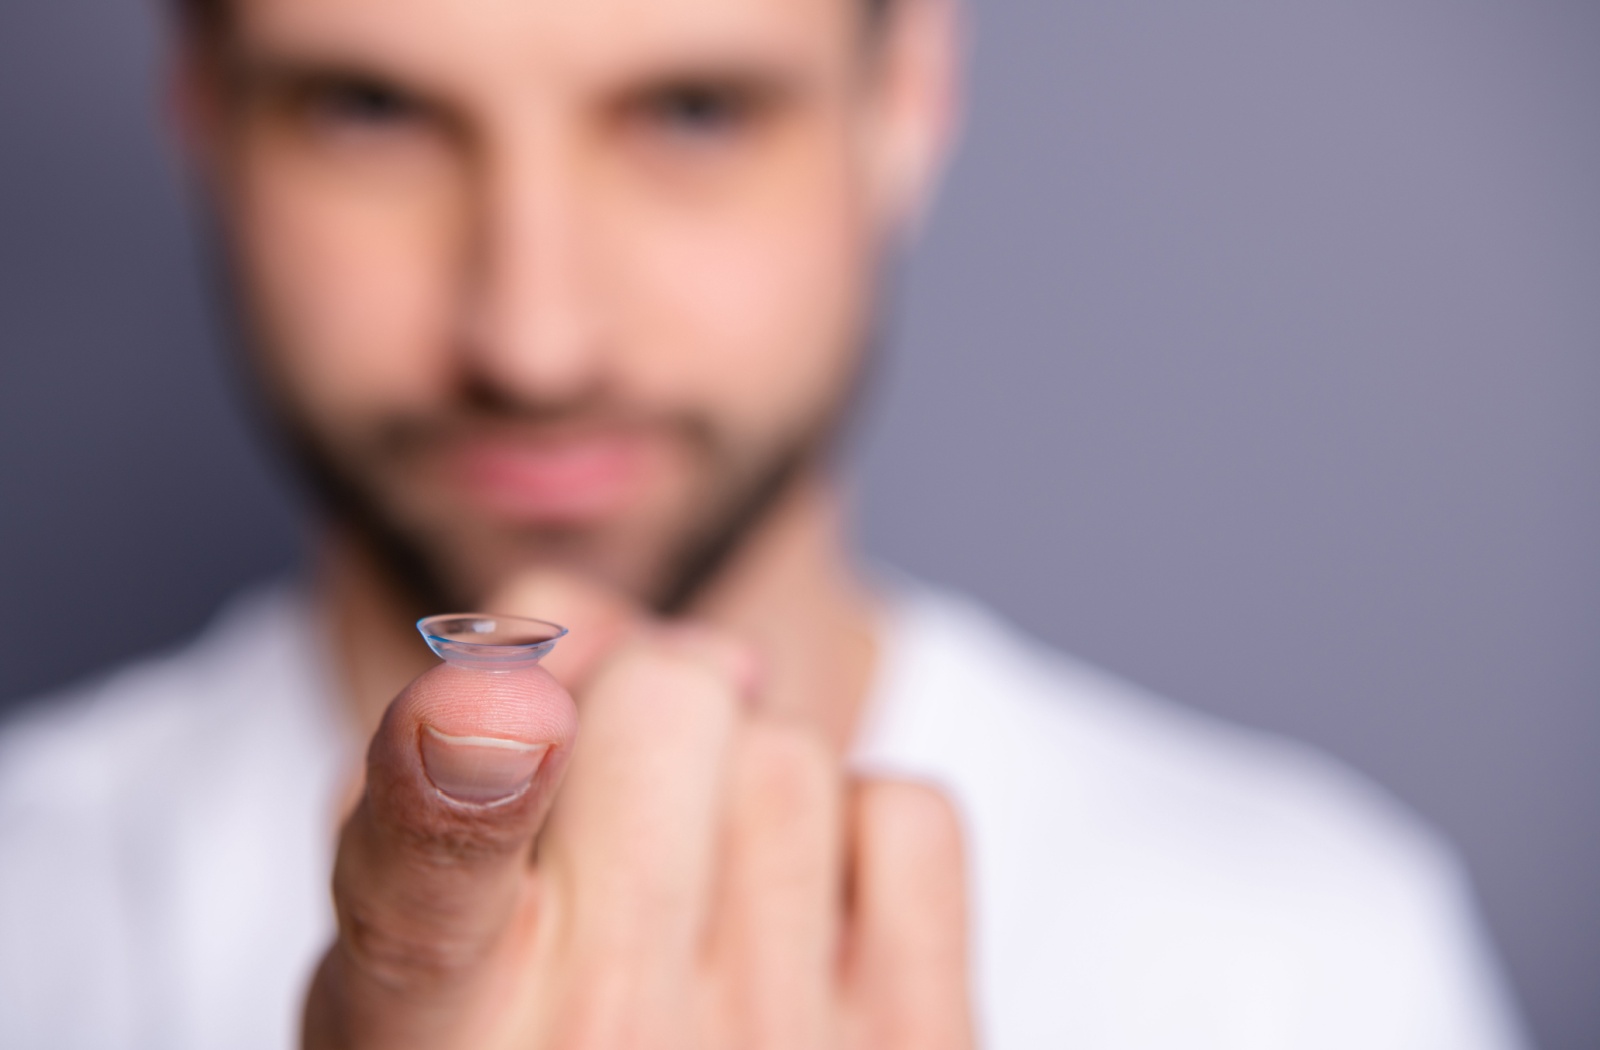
416, 613, 568, 671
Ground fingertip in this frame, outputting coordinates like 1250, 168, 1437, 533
846, 780, 974, 1044
363, 663, 578, 822
402, 662, 578, 749
857, 781, 965, 869
849, 779, 970, 952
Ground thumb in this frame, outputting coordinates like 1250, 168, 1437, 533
304, 662, 577, 1050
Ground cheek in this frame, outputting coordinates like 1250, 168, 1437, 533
616, 152, 875, 435
228, 146, 462, 428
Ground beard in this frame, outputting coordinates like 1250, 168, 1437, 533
208, 222, 892, 620
249, 332, 877, 616
277, 390, 829, 617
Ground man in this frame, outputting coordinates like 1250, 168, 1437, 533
0, 0, 1529, 1046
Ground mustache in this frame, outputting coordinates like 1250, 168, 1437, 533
365, 387, 721, 461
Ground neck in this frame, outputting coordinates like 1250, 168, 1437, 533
320, 475, 882, 753
681, 475, 883, 752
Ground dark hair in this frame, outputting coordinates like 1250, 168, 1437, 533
175, 0, 893, 36
173, 0, 227, 37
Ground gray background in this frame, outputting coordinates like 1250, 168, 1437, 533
1, 0, 1595, 1046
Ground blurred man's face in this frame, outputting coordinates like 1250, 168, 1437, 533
192, 0, 948, 609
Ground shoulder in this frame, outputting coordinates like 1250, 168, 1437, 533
0, 584, 325, 819
861, 580, 1527, 1047
0, 583, 346, 1047
867, 580, 1435, 871
0, 584, 335, 891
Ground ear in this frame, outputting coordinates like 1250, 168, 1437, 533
164, 31, 229, 188
866, 0, 965, 241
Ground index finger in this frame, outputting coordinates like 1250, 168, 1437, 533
304, 662, 578, 1050
487, 571, 642, 690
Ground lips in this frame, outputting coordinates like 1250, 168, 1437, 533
449, 430, 653, 523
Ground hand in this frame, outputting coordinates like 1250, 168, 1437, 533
302, 576, 975, 1049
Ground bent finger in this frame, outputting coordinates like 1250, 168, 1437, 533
710, 720, 844, 1048
844, 780, 974, 1050
538, 634, 745, 990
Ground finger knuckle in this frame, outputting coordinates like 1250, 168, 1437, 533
332, 890, 483, 993
859, 780, 965, 865
740, 722, 834, 824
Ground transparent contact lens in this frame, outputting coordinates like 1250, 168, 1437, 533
416, 613, 568, 671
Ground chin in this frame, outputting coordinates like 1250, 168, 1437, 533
427, 523, 674, 609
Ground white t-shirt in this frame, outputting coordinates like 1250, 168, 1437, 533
0, 581, 1529, 1049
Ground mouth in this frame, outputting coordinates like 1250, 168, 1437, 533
443, 427, 660, 525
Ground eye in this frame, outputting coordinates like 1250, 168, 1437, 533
640, 82, 757, 138
301, 77, 420, 129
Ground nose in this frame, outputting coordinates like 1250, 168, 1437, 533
458, 126, 606, 407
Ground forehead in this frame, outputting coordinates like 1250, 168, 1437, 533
227, 0, 862, 85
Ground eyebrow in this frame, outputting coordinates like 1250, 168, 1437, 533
611, 61, 809, 102
219, 42, 822, 124
219, 48, 437, 107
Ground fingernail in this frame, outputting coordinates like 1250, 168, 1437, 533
419, 727, 550, 808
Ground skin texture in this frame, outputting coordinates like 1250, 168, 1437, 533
191, 0, 928, 610
304, 620, 973, 1049
174, 0, 973, 1044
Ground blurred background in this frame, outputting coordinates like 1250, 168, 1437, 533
1, 0, 1595, 1045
